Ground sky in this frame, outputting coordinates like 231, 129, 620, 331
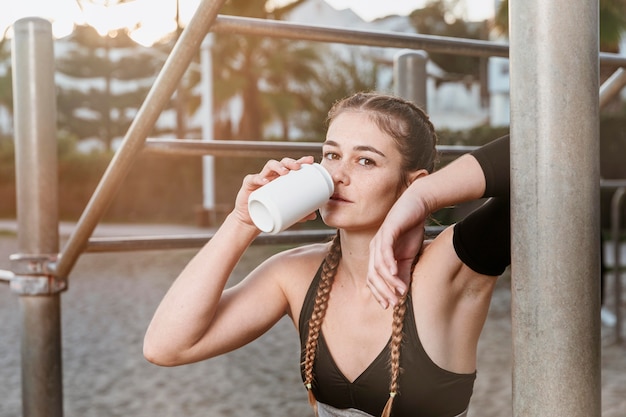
3, 0, 495, 46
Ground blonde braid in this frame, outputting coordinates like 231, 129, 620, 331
303, 232, 342, 415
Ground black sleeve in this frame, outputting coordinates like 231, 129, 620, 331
452, 135, 511, 276
471, 135, 510, 198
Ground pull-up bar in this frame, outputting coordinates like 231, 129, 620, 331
8, 0, 622, 415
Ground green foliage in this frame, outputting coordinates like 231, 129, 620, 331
295, 53, 381, 142
211, 0, 322, 141
56, 25, 163, 150
409, 0, 487, 77
600, 0, 626, 52
0, 142, 204, 224
494, 0, 626, 52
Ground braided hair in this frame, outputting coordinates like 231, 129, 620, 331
304, 92, 438, 417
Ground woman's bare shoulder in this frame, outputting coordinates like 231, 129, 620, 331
259, 242, 331, 324
253, 242, 330, 285
266, 242, 331, 266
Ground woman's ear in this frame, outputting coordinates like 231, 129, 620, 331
407, 169, 429, 185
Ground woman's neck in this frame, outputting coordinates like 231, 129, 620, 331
337, 229, 375, 288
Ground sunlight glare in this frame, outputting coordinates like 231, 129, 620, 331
3, 0, 493, 43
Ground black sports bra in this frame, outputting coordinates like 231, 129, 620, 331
298, 265, 476, 417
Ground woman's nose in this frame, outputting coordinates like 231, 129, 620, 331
327, 163, 348, 185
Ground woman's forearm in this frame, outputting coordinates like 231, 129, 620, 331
410, 134, 510, 214
143, 213, 259, 364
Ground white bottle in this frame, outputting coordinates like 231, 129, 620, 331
248, 163, 334, 234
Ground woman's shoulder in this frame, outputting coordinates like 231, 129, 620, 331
269, 242, 330, 264
256, 242, 330, 280
260, 242, 331, 323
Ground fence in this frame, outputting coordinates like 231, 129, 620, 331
3, 0, 626, 416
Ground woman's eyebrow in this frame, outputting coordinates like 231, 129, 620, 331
323, 140, 386, 157
354, 145, 386, 157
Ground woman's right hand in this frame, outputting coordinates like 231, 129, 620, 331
232, 156, 315, 228
367, 183, 430, 308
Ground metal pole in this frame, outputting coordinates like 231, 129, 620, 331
209, 15, 626, 67
509, 0, 601, 416
599, 67, 626, 109
11, 17, 63, 417
200, 34, 216, 225
54, 0, 228, 279
610, 187, 625, 343
393, 50, 428, 111
142, 139, 476, 158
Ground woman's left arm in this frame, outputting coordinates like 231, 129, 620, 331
368, 136, 510, 308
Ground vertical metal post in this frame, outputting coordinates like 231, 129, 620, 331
610, 187, 625, 343
11, 18, 63, 417
393, 50, 428, 110
509, 0, 601, 416
54, 0, 228, 279
201, 34, 216, 225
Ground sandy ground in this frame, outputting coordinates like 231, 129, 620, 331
0, 224, 624, 417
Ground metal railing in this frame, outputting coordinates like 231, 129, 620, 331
602, 179, 626, 343
5, 1, 626, 416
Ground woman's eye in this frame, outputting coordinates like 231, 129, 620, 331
323, 152, 339, 160
358, 157, 374, 166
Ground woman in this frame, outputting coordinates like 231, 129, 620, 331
143, 92, 510, 417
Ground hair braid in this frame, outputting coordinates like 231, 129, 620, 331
381, 290, 409, 417
303, 232, 342, 415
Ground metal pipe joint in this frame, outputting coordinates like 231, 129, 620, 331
9, 253, 66, 295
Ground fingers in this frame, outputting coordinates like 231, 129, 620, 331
235, 156, 317, 226
242, 156, 315, 189
367, 232, 406, 309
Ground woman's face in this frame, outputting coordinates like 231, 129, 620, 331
319, 110, 407, 232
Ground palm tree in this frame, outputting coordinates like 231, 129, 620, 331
409, 0, 487, 78
297, 53, 380, 141
56, 24, 163, 149
211, 0, 322, 141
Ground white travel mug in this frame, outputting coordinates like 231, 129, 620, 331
248, 163, 334, 234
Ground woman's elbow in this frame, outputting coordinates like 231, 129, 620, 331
143, 335, 183, 367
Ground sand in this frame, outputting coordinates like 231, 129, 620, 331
0, 224, 624, 417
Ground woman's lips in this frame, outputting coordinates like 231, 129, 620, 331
330, 193, 350, 203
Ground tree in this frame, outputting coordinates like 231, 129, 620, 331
56, 24, 163, 149
494, 0, 626, 109
210, 0, 323, 141
494, 0, 626, 53
408, 0, 488, 78
295, 52, 380, 141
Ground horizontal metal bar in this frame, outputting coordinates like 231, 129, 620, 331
84, 229, 335, 252
212, 15, 508, 58
82, 226, 446, 253
601, 52, 626, 67
143, 138, 476, 158
143, 139, 322, 158
0, 269, 14, 283
599, 67, 626, 109
210, 15, 626, 66
53, 0, 228, 279
601, 179, 626, 189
